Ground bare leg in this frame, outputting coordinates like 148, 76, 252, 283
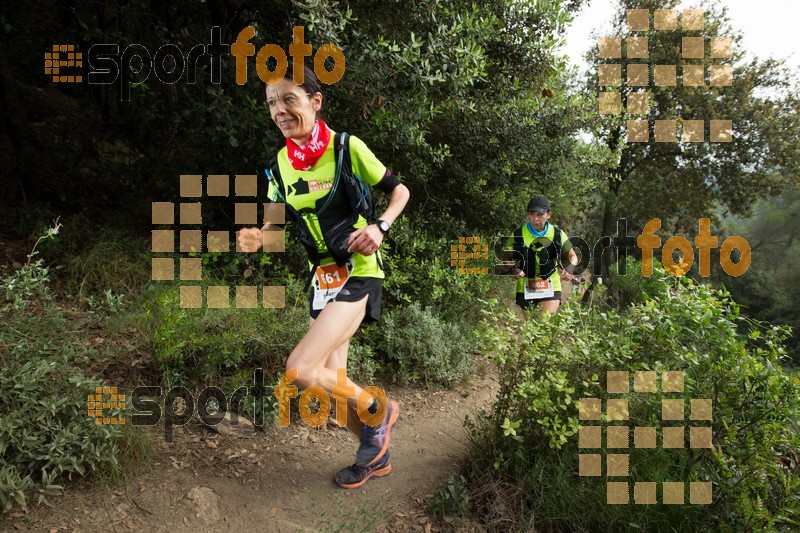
325, 337, 349, 375
309, 316, 351, 424
308, 317, 350, 374
321, 332, 360, 435
538, 299, 561, 314
287, 296, 374, 435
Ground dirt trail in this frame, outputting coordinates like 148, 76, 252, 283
5, 359, 498, 532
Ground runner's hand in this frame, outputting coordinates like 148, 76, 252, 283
238, 227, 263, 253
512, 268, 525, 279
347, 224, 383, 255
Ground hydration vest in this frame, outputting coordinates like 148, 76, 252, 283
265, 133, 378, 288
513, 224, 563, 279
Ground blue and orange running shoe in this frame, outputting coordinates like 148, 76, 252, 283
355, 400, 399, 467
335, 451, 391, 489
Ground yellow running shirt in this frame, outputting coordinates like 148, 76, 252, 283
268, 132, 387, 278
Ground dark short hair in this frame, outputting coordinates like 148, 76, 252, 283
284, 60, 322, 97
265, 61, 324, 119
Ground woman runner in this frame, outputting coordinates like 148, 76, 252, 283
238, 63, 410, 488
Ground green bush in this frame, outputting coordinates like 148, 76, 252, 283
346, 340, 381, 385
382, 219, 499, 324
603, 255, 672, 309
458, 262, 800, 531
372, 302, 475, 387
0, 224, 130, 511
0, 354, 122, 512
140, 279, 313, 423
2, 220, 61, 310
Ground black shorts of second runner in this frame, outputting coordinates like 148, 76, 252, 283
309, 276, 383, 322
516, 291, 562, 310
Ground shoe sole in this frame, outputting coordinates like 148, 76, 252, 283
338, 463, 392, 489
366, 400, 399, 467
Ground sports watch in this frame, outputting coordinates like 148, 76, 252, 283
377, 219, 391, 235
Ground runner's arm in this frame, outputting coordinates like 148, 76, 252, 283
347, 182, 410, 254
238, 201, 285, 253
560, 248, 579, 280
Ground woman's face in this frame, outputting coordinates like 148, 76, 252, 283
528, 210, 551, 231
265, 78, 322, 145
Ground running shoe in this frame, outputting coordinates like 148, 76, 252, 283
335, 451, 391, 489
355, 400, 399, 467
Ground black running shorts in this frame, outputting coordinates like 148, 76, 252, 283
309, 276, 383, 322
516, 291, 562, 310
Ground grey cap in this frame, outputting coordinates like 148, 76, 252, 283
527, 196, 551, 214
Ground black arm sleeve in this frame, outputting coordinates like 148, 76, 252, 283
374, 169, 401, 194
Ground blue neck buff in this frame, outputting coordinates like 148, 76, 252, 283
527, 220, 550, 238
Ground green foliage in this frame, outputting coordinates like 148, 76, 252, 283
2, 220, 61, 310
1, 0, 590, 250
142, 281, 308, 387
720, 188, 800, 360
345, 340, 381, 385
371, 302, 474, 387
460, 262, 800, 530
431, 472, 471, 521
0, 226, 131, 511
382, 219, 499, 324
604, 255, 671, 308
0, 354, 121, 512
81, 289, 127, 315
584, 0, 800, 279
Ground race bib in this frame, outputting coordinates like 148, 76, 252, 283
312, 261, 352, 310
524, 277, 555, 300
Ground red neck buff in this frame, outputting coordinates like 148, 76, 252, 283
286, 120, 331, 170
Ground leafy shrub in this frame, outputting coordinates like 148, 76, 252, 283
0, 224, 130, 511
431, 472, 471, 521
0, 354, 122, 512
372, 302, 474, 387
141, 279, 313, 423
346, 340, 381, 384
382, 219, 499, 324
458, 262, 800, 531
603, 255, 672, 309
2, 220, 61, 310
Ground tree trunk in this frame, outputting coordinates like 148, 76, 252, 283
582, 174, 622, 306
601, 193, 617, 279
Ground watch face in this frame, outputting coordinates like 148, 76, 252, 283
379, 221, 390, 233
